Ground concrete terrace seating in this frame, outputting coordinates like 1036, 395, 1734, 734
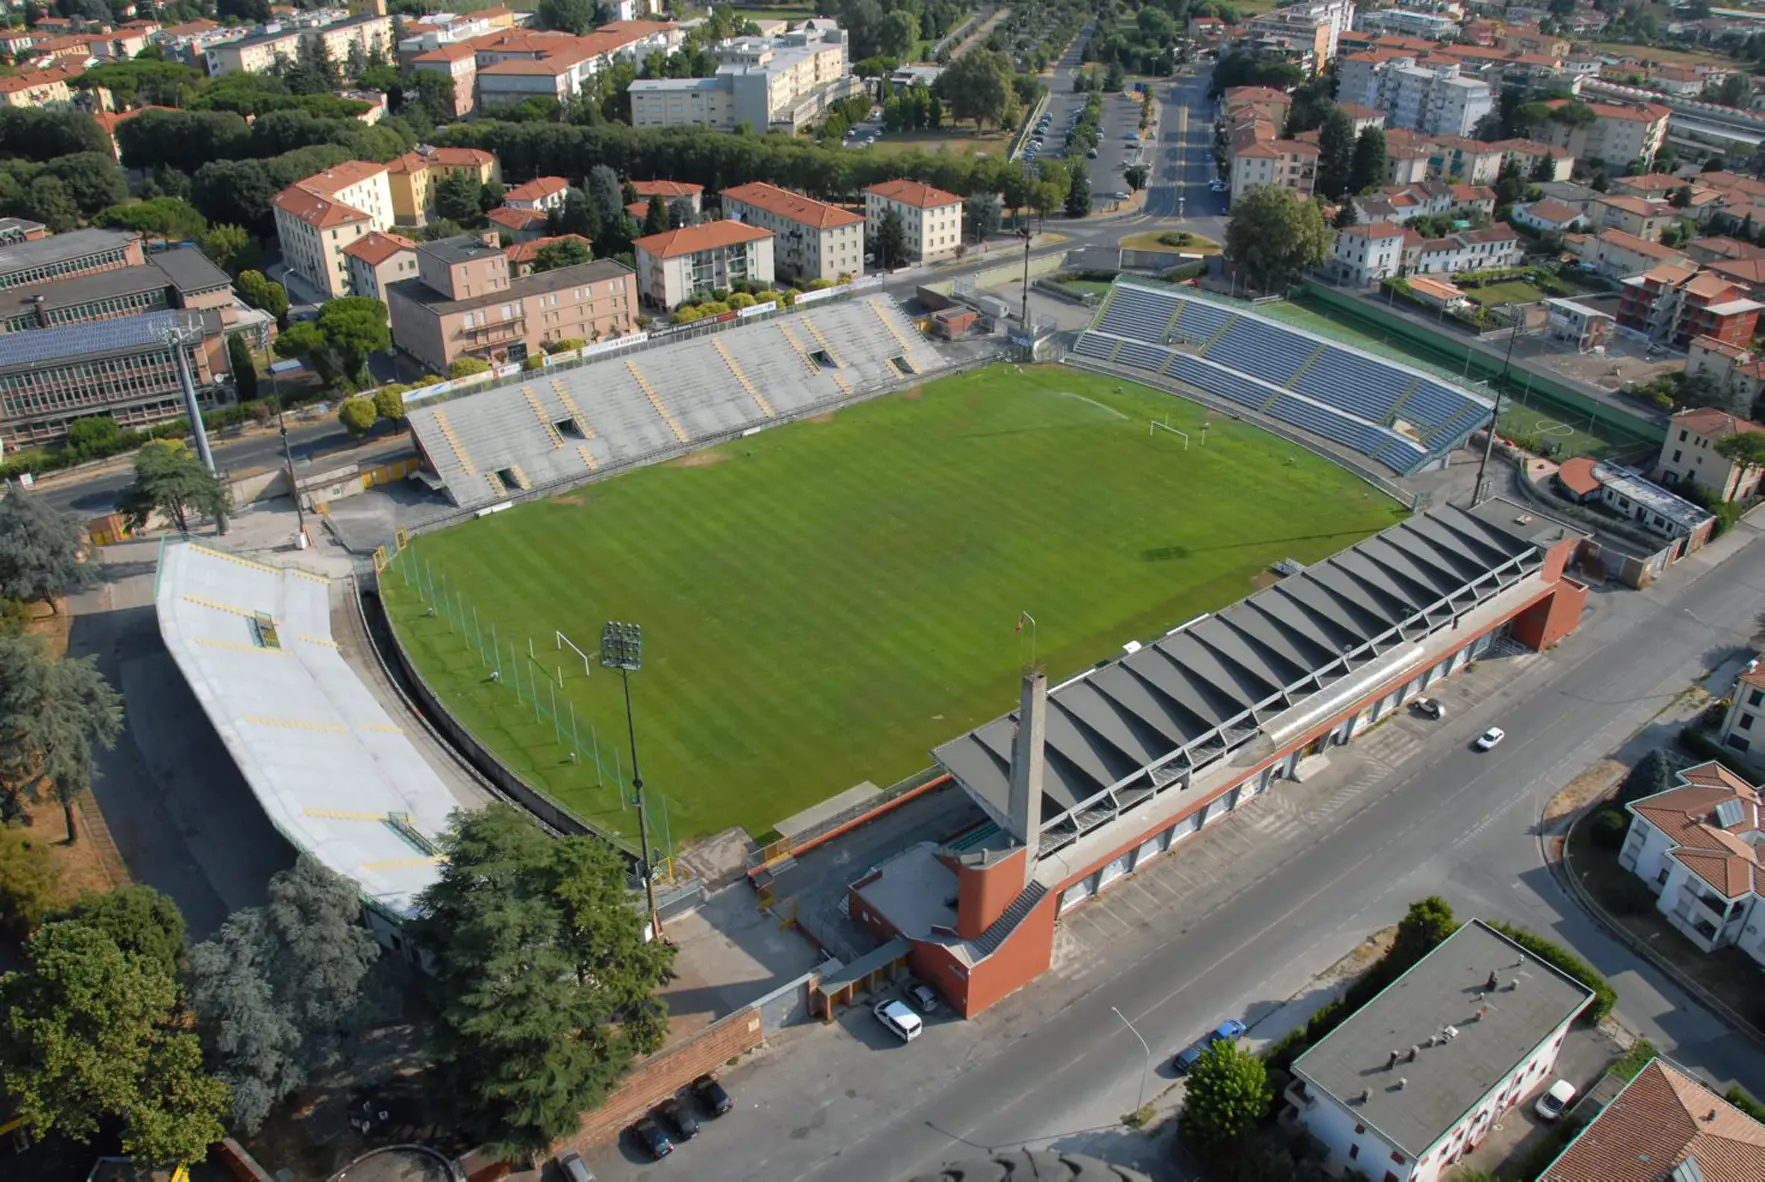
408, 296, 940, 509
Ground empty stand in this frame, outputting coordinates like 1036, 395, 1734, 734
407, 297, 943, 508
1202, 320, 1316, 387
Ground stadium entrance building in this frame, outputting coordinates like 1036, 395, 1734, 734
848, 499, 1589, 1017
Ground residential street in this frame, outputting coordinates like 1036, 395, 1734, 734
1141, 72, 1228, 248
585, 509, 1765, 1181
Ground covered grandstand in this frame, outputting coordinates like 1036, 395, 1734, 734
156, 541, 477, 941
406, 296, 946, 510
1070, 282, 1493, 474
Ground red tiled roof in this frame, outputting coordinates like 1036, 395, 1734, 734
412, 43, 477, 62
273, 186, 371, 229
1672, 406, 1765, 440
721, 182, 862, 229
1691, 235, 1765, 261
633, 179, 703, 200
1541, 1059, 1765, 1182
389, 146, 495, 174
1599, 228, 1687, 261
1338, 220, 1407, 240
294, 160, 390, 197
488, 205, 548, 232
342, 230, 417, 266
91, 105, 172, 136
1629, 761, 1763, 898
503, 176, 568, 204
1712, 258, 1765, 286
633, 219, 772, 260
1555, 456, 1601, 497
1527, 199, 1583, 224
864, 179, 961, 209
505, 233, 591, 266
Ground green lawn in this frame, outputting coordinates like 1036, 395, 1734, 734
382, 366, 1403, 848
1461, 280, 1550, 307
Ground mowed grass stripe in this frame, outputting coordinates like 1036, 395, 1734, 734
384, 365, 1404, 844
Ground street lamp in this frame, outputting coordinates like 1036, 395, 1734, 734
1016, 225, 1034, 329
1113, 1005, 1152, 1115
1472, 302, 1524, 508
268, 358, 307, 548
601, 620, 664, 942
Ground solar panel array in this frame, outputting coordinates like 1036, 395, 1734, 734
1074, 283, 1493, 475
407, 297, 944, 509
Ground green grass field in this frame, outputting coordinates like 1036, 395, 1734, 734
382, 366, 1403, 848
1461, 280, 1551, 307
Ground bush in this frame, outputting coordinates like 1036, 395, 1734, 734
1260, 1026, 1310, 1071
522, 355, 545, 370
1726, 1084, 1765, 1121
373, 386, 405, 422
1157, 231, 1194, 247
65, 415, 122, 458
727, 292, 756, 309
544, 338, 586, 354
1590, 807, 1630, 850
673, 306, 705, 324
337, 395, 377, 438
1486, 921, 1615, 1023
1610, 1037, 1657, 1081
449, 357, 491, 378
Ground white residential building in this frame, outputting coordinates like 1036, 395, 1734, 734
1330, 221, 1409, 285
1288, 919, 1594, 1182
1384, 60, 1494, 138
863, 179, 962, 264
206, 12, 392, 77
1620, 760, 1765, 963
631, 219, 775, 309
272, 160, 395, 300
628, 22, 862, 133
719, 182, 864, 283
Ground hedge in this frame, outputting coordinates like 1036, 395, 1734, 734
1486, 921, 1615, 1024
1726, 1084, 1765, 1121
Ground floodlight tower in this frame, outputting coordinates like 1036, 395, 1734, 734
601, 620, 663, 942
165, 313, 225, 534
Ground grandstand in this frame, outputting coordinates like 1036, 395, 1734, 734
156, 541, 477, 939
407, 296, 945, 510
1072, 282, 1493, 475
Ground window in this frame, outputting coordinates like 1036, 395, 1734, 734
1354, 1123, 1365, 1135
1749, 690, 1762, 708
1674, 450, 1682, 462
1348, 1145, 1359, 1160
1743, 713, 1755, 732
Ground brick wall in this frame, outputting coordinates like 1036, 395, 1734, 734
559, 1006, 766, 1150
211, 1138, 275, 1182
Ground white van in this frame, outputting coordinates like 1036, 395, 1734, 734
873, 999, 923, 1042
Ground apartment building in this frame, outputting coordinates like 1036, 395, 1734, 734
410, 43, 477, 116
1541, 1056, 1765, 1182
1288, 921, 1593, 1182
719, 182, 863, 283
629, 22, 862, 133
1617, 264, 1763, 347
502, 176, 570, 212
1511, 198, 1589, 234
343, 230, 418, 305
1353, 180, 1495, 225
1330, 221, 1409, 285
1356, 8, 1458, 38
0, 61, 81, 108
1590, 194, 1675, 241
626, 178, 705, 220
386, 234, 637, 371
1531, 98, 1670, 171
272, 161, 395, 299
1244, 0, 1356, 71
864, 179, 962, 264
206, 13, 392, 77
1655, 403, 1765, 502
1229, 130, 1321, 205
631, 219, 774, 309
1485, 137, 1574, 181
1330, 221, 1521, 284
1566, 227, 1695, 279
385, 145, 500, 226
1385, 61, 1495, 138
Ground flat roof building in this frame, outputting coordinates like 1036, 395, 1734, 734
0, 228, 144, 290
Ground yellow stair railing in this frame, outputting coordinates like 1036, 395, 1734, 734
432, 409, 476, 475
777, 323, 818, 375
522, 386, 564, 447
552, 379, 594, 437
625, 360, 688, 443
713, 339, 775, 417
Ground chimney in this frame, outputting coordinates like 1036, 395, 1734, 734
1386, 1050, 1399, 1070
1397, 1078, 1409, 1091
1407, 1045, 1419, 1063
1355, 1088, 1370, 1105
1006, 668, 1046, 887
1486, 970, 1498, 991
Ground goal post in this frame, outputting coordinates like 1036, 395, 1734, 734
1150, 419, 1189, 449
556, 630, 592, 679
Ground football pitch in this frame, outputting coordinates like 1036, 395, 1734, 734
381, 364, 1405, 849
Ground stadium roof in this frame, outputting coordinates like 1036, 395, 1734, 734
156, 541, 471, 921
933, 501, 1574, 841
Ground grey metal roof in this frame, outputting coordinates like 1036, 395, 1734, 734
0, 309, 200, 373
0, 228, 136, 275
148, 247, 232, 295
932, 502, 1570, 835
0, 264, 171, 321
1293, 919, 1594, 1158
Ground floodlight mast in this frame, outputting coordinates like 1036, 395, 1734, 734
601, 620, 663, 941
166, 315, 226, 534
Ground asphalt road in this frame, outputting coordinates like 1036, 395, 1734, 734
1142, 73, 1229, 246
585, 515, 1765, 1181
1030, 26, 1150, 214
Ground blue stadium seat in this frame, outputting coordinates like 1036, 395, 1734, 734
1204, 321, 1316, 387
1170, 298, 1231, 343
1292, 349, 1411, 422
1096, 286, 1177, 342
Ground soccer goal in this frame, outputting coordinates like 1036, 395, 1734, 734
1149, 419, 1189, 449
556, 630, 593, 679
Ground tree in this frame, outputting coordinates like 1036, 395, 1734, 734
1333, 202, 1359, 229
587, 164, 625, 234
373, 386, 405, 422
641, 194, 668, 237
97, 196, 206, 244
533, 236, 592, 273
1348, 127, 1387, 195
1178, 1039, 1271, 1156
0, 827, 59, 939
1391, 896, 1458, 968
51, 886, 187, 980
0, 488, 94, 614
275, 297, 390, 389
236, 270, 287, 324
201, 224, 258, 277
1531, 153, 1557, 182
337, 396, 376, 438
538, 0, 597, 35
227, 334, 258, 404
932, 49, 1014, 130
965, 192, 1001, 242
876, 208, 909, 269
116, 441, 230, 535
1717, 431, 1765, 468
434, 169, 484, 227
1065, 164, 1092, 216
417, 805, 675, 1159
1124, 163, 1150, 193
1316, 108, 1355, 200
667, 195, 697, 229
1224, 186, 1332, 293
0, 637, 123, 842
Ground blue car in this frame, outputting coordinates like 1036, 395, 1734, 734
1173, 1018, 1248, 1073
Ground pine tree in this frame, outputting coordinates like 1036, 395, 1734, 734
1317, 108, 1355, 200
1348, 126, 1387, 195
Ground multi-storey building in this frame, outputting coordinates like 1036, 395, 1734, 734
864, 179, 962, 264
0, 228, 143, 289
1590, 193, 1674, 241
1655, 404, 1765, 502
1243, 0, 1356, 71
629, 22, 862, 133
1287, 920, 1594, 1182
206, 13, 392, 76
1541, 1056, 1765, 1180
1229, 129, 1320, 205
1566, 228, 1695, 279
1384, 61, 1494, 138
503, 233, 592, 278
1531, 98, 1670, 171
0, 248, 231, 335
1330, 221, 1409, 285
0, 61, 81, 108
342, 230, 418, 306
632, 219, 774, 309
272, 161, 395, 299
1617, 264, 1763, 347
720, 182, 863, 283
386, 234, 637, 371
1330, 222, 1521, 284
409, 43, 477, 116
385, 145, 500, 226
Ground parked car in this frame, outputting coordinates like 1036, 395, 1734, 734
693, 1074, 733, 1116
1474, 726, 1506, 751
1173, 1018, 1247, 1072
1411, 697, 1444, 720
555, 1150, 595, 1182
1086, 148, 1099, 158
873, 998, 923, 1042
907, 982, 940, 1013
1535, 1079, 1576, 1120
630, 1117, 673, 1160
657, 1097, 699, 1141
